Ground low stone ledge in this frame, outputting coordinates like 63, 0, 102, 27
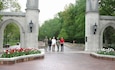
90, 52, 115, 61
0, 49, 45, 65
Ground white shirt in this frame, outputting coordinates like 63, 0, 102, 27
52, 39, 56, 45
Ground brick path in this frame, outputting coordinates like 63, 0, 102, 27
0, 42, 115, 70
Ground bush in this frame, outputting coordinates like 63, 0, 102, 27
97, 48, 115, 56
1, 48, 41, 58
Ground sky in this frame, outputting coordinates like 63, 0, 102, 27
18, 0, 75, 24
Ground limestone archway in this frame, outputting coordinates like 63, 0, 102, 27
85, 0, 115, 52
0, 19, 25, 49
0, 0, 39, 50
100, 22, 115, 49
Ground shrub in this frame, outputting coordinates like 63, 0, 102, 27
1, 48, 41, 58
97, 48, 115, 56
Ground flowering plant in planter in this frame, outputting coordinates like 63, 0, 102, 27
97, 48, 115, 56
1, 48, 41, 58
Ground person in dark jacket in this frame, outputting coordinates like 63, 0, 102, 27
48, 38, 52, 51
56, 37, 60, 52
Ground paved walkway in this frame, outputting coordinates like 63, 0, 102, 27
39, 41, 85, 53
0, 42, 115, 70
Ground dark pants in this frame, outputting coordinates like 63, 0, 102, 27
61, 44, 64, 51
57, 44, 59, 51
48, 45, 51, 51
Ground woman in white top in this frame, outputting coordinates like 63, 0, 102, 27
52, 37, 56, 51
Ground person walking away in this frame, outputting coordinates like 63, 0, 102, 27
48, 38, 52, 51
56, 37, 60, 52
60, 37, 65, 52
44, 36, 48, 47
52, 37, 56, 52
44, 36, 48, 51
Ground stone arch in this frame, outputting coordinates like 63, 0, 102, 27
85, 0, 115, 52
100, 22, 115, 49
0, 0, 39, 50
0, 19, 25, 48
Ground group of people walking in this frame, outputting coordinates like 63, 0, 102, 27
44, 36, 65, 52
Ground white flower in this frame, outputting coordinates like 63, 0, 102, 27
101, 48, 106, 51
8, 52, 10, 54
3, 50, 6, 52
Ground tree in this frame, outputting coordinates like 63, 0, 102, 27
99, 0, 115, 16
57, 0, 85, 43
39, 0, 86, 43
39, 0, 114, 43
74, 0, 85, 43
58, 28, 68, 40
58, 3, 76, 41
39, 17, 61, 40
0, 1, 3, 20
0, 1, 3, 10
4, 23, 20, 45
1, 0, 21, 12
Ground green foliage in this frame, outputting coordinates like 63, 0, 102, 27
1, 0, 21, 12
4, 23, 20, 45
39, 0, 86, 43
58, 28, 68, 40
97, 48, 115, 56
103, 26, 115, 44
103, 26, 115, 49
39, 17, 61, 40
0, 1, 3, 10
99, 0, 115, 16
1, 48, 41, 58
74, 0, 85, 42
57, 0, 85, 42
39, 0, 114, 43
0, 1, 3, 20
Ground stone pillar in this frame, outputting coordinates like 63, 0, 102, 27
85, 0, 100, 52
26, 0, 38, 9
86, 0, 98, 12
0, 30, 3, 51
25, 0, 39, 48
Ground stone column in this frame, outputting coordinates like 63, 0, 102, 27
85, 0, 100, 52
0, 29, 3, 51
25, 0, 39, 48
26, 0, 38, 9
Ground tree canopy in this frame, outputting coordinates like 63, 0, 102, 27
1, 0, 21, 12
39, 0, 86, 43
39, 0, 115, 43
99, 0, 115, 16
4, 23, 20, 45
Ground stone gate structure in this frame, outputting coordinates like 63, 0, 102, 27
0, 0, 39, 50
85, 0, 115, 52
0, 0, 115, 52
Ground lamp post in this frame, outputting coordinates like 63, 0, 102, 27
29, 20, 33, 32
93, 23, 97, 34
